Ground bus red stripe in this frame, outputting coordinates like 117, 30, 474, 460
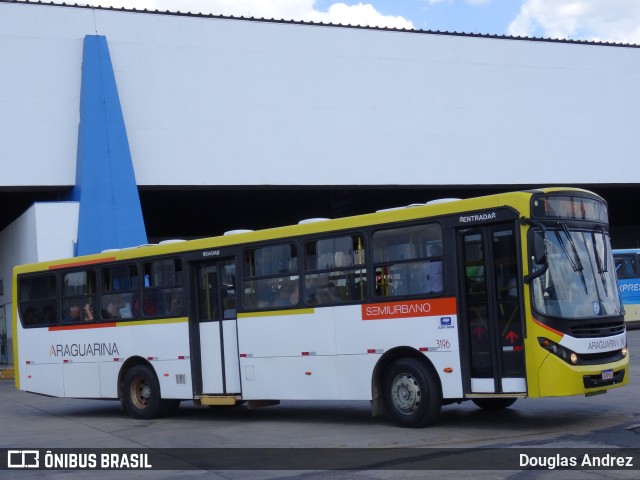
49, 322, 117, 331
48, 257, 116, 270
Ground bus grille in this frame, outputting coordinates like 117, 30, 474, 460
579, 350, 625, 366
569, 321, 625, 338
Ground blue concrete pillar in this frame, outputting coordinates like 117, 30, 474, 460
70, 35, 147, 256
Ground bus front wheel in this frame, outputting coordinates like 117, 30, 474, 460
384, 358, 442, 428
123, 365, 165, 419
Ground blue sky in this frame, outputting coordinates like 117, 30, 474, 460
86, 1, 640, 44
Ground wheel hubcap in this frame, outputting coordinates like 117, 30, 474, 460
391, 373, 421, 414
131, 378, 151, 409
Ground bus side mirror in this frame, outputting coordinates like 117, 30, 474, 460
531, 231, 547, 265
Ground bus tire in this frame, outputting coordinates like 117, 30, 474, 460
472, 398, 517, 410
123, 365, 165, 419
384, 358, 442, 428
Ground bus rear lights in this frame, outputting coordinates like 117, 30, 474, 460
537, 337, 579, 365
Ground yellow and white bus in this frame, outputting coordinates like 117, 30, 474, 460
12, 187, 629, 427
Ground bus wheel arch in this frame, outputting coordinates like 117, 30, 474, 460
371, 348, 443, 427
118, 358, 169, 419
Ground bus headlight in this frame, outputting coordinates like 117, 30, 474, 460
538, 337, 579, 365
622, 345, 628, 358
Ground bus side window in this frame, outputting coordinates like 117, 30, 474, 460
18, 274, 57, 327
243, 244, 299, 310
62, 270, 96, 323
373, 223, 443, 298
304, 235, 367, 306
142, 258, 184, 317
614, 255, 637, 279
101, 264, 138, 320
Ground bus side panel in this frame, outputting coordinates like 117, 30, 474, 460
17, 324, 65, 397
109, 321, 193, 400
24, 362, 65, 397
64, 362, 100, 397
239, 355, 340, 400
237, 308, 338, 399
16, 320, 193, 400
334, 303, 463, 400
238, 308, 337, 358
148, 359, 194, 399
100, 360, 120, 398
335, 354, 378, 400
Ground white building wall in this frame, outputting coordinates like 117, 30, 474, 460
0, 202, 79, 364
1, 2, 639, 188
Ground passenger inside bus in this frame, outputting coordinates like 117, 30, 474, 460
42, 305, 56, 324
167, 295, 183, 316
65, 304, 82, 323
273, 281, 299, 307
497, 256, 517, 299
82, 303, 95, 322
315, 282, 337, 304
23, 307, 38, 325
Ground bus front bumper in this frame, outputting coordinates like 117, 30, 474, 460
536, 353, 629, 397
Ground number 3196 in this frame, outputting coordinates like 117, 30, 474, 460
436, 339, 451, 350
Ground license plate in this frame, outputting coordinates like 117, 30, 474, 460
601, 369, 613, 380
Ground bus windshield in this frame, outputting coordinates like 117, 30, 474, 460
531, 227, 621, 319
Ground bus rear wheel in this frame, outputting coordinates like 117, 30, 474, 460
384, 358, 442, 428
472, 398, 517, 410
123, 365, 166, 419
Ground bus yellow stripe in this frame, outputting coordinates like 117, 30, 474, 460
115, 317, 188, 327
238, 308, 315, 318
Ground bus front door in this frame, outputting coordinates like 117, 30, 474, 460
459, 224, 526, 395
195, 259, 241, 395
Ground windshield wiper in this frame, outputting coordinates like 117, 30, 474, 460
591, 232, 609, 296
601, 225, 608, 272
556, 223, 588, 294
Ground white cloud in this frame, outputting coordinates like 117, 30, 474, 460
81, 1, 413, 28
507, 0, 640, 43
428, 0, 491, 5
